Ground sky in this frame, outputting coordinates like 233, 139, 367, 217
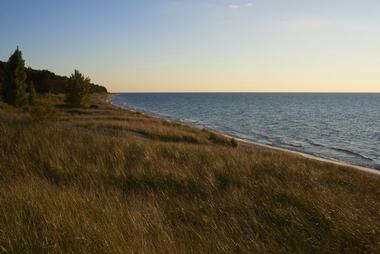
1, 0, 379, 92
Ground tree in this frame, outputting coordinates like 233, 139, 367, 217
2, 47, 27, 107
28, 80, 37, 105
65, 70, 90, 107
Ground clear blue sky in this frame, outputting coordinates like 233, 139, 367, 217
1, 0, 379, 92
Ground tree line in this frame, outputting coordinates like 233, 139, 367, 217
0, 48, 107, 108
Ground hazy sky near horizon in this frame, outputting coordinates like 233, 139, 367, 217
1, 0, 380, 92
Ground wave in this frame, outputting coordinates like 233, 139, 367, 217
183, 118, 199, 124
273, 137, 304, 148
329, 147, 373, 162
305, 139, 373, 162
250, 130, 271, 141
306, 139, 325, 147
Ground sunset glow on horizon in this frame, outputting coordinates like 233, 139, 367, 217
1, 0, 379, 92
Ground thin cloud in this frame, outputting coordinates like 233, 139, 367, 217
228, 4, 241, 9
228, 2, 253, 10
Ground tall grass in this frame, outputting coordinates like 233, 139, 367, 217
0, 96, 379, 253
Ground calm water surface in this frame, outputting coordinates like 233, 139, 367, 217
112, 93, 380, 170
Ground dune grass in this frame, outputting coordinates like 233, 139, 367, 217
0, 95, 379, 253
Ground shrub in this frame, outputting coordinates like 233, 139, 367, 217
29, 98, 58, 122
230, 138, 238, 148
209, 131, 235, 147
28, 81, 37, 106
0, 66, 3, 98
65, 70, 90, 107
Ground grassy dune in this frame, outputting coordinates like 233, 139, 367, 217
0, 95, 379, 253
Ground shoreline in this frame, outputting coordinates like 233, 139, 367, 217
227, 135, 380, 176
108, 94, 380, 177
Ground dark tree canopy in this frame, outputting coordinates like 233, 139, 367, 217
26, 68, 68, 94
0, 61, 107, 96
25, 68, 107, 94
2, 48, 27, 107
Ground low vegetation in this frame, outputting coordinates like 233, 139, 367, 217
0, 94, 379, 253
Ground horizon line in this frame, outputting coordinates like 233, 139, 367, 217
111, 91, 380, 94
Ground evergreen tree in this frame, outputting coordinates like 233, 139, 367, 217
3, 48, 27, 107
28, 80, 37, 105
65, 70, 90, 107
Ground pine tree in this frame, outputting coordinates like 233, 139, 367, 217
28, 80, 37, 106
3, 47, 27, 107
65, 70, 91, 107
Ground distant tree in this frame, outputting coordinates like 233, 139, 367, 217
28, 80, 37, 105
2, 47, 27, 107
65, 70, 90, 107
90, 83, 108, 93
1, 60, 107, 95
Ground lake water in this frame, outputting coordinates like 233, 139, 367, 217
112, 93, 380, 170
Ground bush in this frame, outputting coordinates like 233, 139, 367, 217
29, 98, 58, 122
28, 81, 37, 106
230, 138, 238, 148
65, 70, 90, 107
0, 66, 3, 98
209, 131, 236, 147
